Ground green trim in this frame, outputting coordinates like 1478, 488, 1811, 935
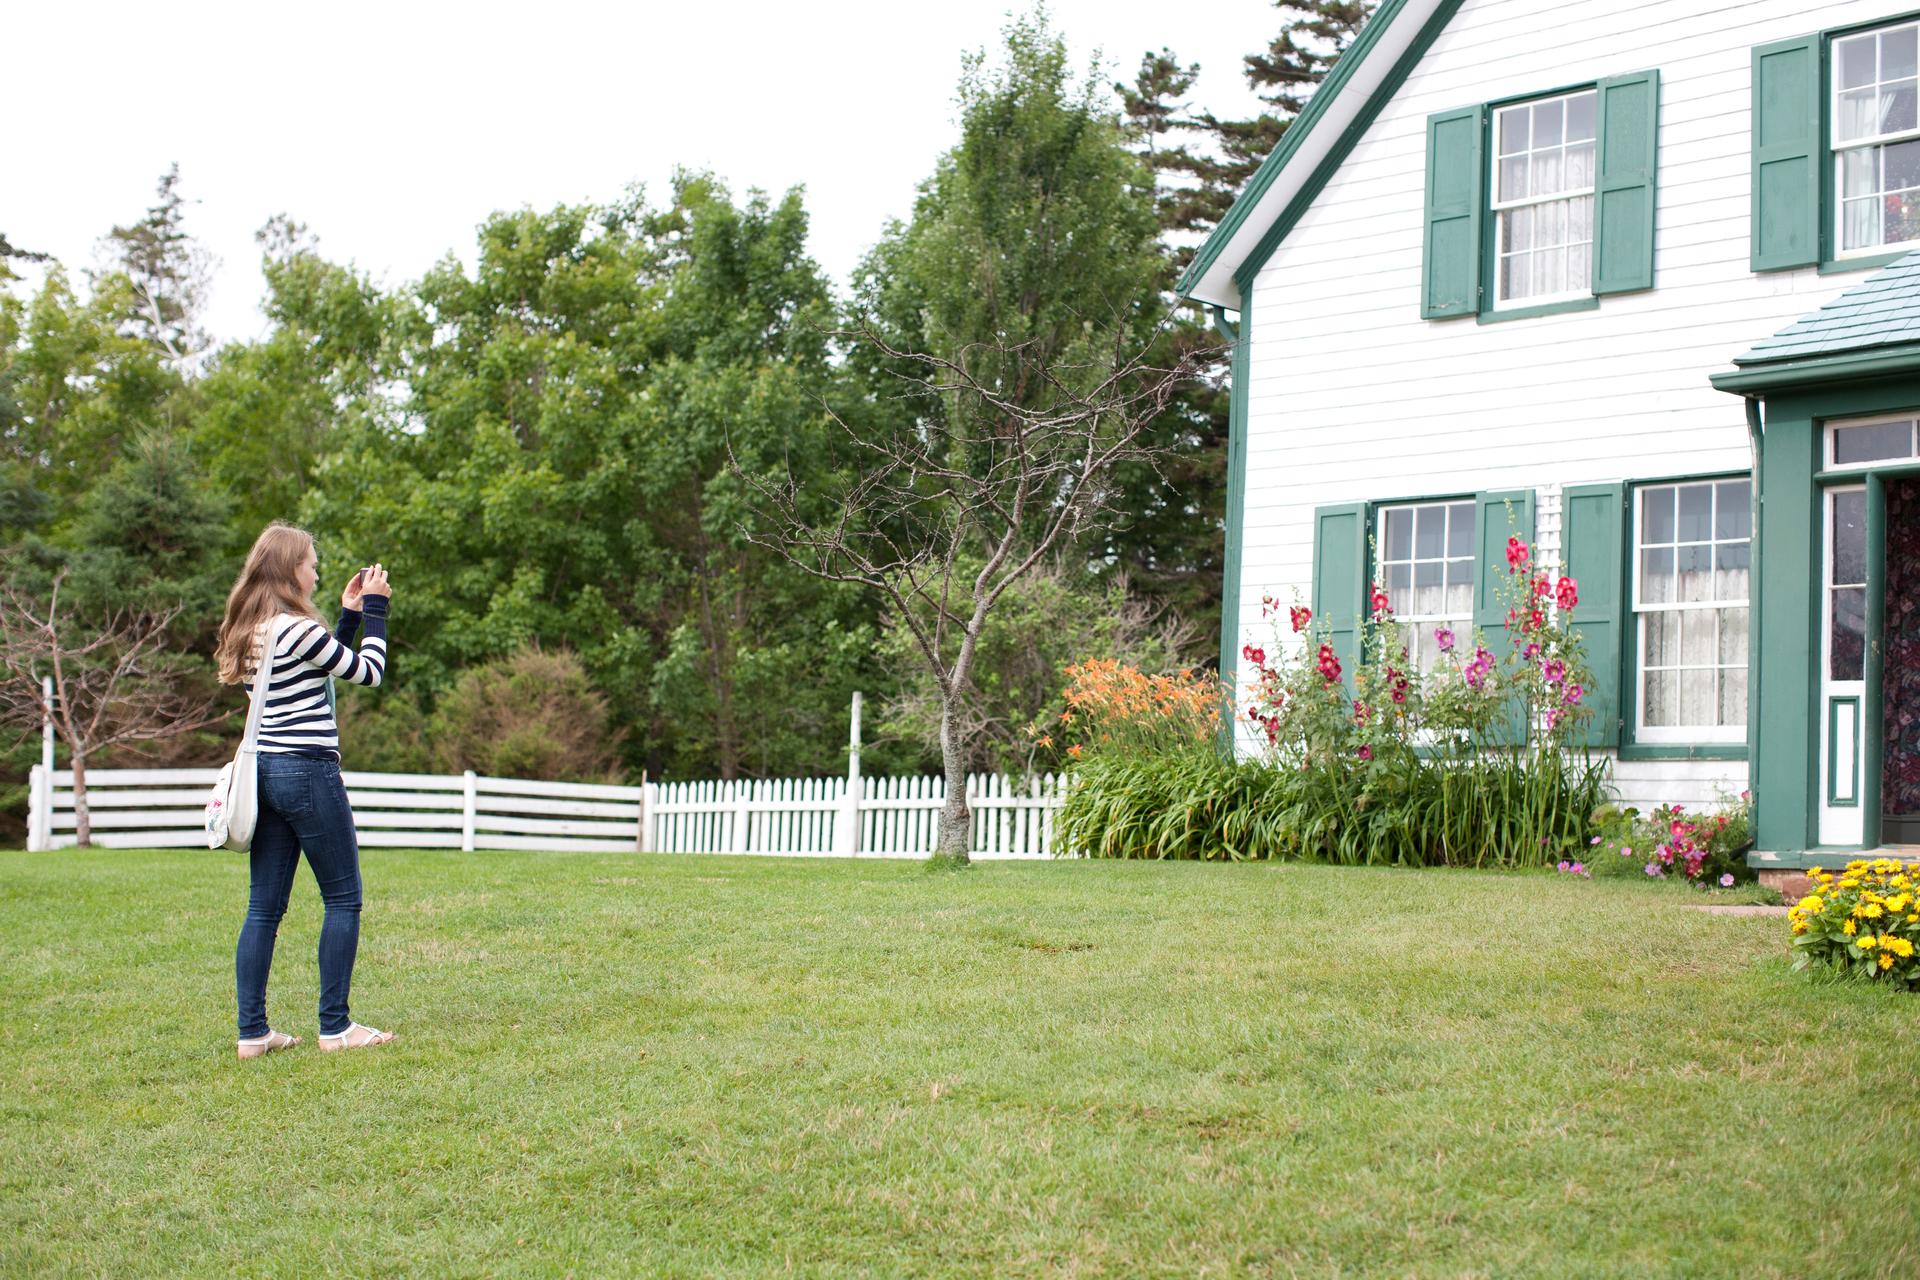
1746, 847, 1920, 870
1826, 695, 1861, 807
1864, 475, 1886, 844
1712, 342, 1920, 393
1475, 297, 1599, 325
1745, 396, 1765, 840
1819, 249, 1912, 275
1217, 306, 1251, 746
1234, 0, 1469, 296
1178, 0, 1425, 299
1617, 743, 1749, 762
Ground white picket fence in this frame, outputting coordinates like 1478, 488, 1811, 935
24, 765, 1070, 859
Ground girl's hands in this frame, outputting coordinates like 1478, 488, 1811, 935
360, 564, 392, 600
341, 568, 366, 611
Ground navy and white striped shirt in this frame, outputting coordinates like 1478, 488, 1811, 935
244, 595, 389, 759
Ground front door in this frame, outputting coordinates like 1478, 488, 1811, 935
1819, 487, 1867, 846
1883, 479, 1920, 843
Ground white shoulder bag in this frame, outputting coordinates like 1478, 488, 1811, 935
205, 615, 285, 851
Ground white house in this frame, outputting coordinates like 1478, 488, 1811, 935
1177, 0, 1920, 868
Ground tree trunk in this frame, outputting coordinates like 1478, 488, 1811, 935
72, 752, 90, 849
935, 696, 971, 864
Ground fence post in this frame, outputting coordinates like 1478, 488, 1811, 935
834, 691, 862, 857
637, 772, 652, 853
26, 764, 47, 852
461, 770, 477, 853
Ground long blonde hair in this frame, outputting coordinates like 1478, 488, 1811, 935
215, 523, 326, 684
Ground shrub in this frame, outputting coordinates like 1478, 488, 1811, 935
335, 688, 435, 774
428, 646, 626, 782
1586, 794, 1754, 886
1789, 858, 1920, 989
1055, 742, 1296, 860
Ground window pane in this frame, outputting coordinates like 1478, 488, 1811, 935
1890, 27, 1920, 81
1645, 670, 1677, 726
1833, 490, 1867, 586
1534, 98, 1564, 147
1843, 148, 1877, 198
1500, 107, 1529, 154
1443, 568, 1472, 616
1834, 420, 1914, 463
1533, 248, 1563, 297
1643, 487, 1675, 544
1677, 544, 1713, 603
1566, 92, 1596, 142
1412, 505, 1442, 558
1414, 559, 1443, 615
1447, 503, 1476, 556
1715, 481, 1752, 538
1883, 82, 1919, 135
1846, 195, 1880, 250
1677, 484, 1713, 542
1716, 543, 1751, 601
1886, 188, 1920, 245
1641, 546, 1675, 604
1644, 611, 1678, 666
1505, 204, 1532, 251
1385, 508, 1413, 559
1719, 606, 1749, 666
1501, 251, 1531, 301
1566, 243, 1591, 292
1500, 155, 1529, 202
1841, 88, 1879, 142
1679, 670, 1715, 726
1888, 138, 1920, 190
1569, 191, 1593, 241
1840, 34, 1877, 90
1679, 607, 1715, 664
1387, 562, 1412, 614
1718, 669, 1749, 727
1831, 586, 1867, 681
1534, 147, 1564, 196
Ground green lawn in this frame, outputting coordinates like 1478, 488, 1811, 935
3, 849, 1917, 1278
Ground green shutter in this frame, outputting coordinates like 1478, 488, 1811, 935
1593, 71, 1660, 295
1562, 483, 1627, 748
1311, 503, 1369, 693
1751, 34, 1822, 272
1422, 106, 1485, 318
1474, 489, 1536, 745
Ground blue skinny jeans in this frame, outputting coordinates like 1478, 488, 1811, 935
235, 754, 363, 1038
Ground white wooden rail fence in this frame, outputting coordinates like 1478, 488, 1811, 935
24, 766, 1070, 858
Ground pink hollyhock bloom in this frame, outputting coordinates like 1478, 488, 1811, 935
1555, 576, 1579, 611
1242, 644, 1265, 665
1506, 536, 1530, 569
1523, 642, 1541, 661
1433, 626, 1456, 652
1357, 744, 1372, 761
1290, 605, 1312, 633
1541, 659, 1566, 685
1370, 583, 1391, 616
1565, 683, 1584, 705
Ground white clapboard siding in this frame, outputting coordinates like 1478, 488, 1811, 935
1222, 0, 1858, 808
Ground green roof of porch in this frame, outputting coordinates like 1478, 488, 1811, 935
1713, 252, 1920, 393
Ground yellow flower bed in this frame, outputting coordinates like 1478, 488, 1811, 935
1788, 858, 1920, 989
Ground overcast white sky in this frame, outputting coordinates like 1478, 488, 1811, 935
8, 1, 1277, 346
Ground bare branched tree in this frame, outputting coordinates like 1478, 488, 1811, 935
735, 316, 1216, 864
0, 572, 228, 846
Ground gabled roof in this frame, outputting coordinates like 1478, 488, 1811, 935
1176, 0, 1460, 310
1711, 252, 1920, 394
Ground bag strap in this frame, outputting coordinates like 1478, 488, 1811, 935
240, 615, 286, 753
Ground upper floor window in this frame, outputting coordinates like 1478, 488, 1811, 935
1492, 90, 1598, 306
1834, 21, 1920, 257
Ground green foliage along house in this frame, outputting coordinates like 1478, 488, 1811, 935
1176, 0, 1920, 866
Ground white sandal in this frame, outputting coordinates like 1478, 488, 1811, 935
317, 1023, 395, 1052
237, 1029, 300, 1060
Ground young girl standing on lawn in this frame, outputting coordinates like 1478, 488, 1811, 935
214, 522, 396, 1059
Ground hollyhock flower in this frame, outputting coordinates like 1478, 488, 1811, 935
1290, 605, 1312, 633
1242, 644, 1265, 665
1719, 873, 1735, 887
1541, 659, 1566, 685
1433, 625, 1456, 652
1531, 575, 1551, 600
1523, 642, 1541, 661
1316, 643, 1342, 684
1545, 708, 1562, 732
1506, 536, 1530, 569
1555, 576, 1579, 611
1370, 583, 1391, 616
1527, 609, 1546, 632
1565, 683, 1584, 705
1357, 744, 1373, 761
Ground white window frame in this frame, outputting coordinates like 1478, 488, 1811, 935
1631, 478, 1751, 745
1375, 498, 1476, 672
1490, 88, 1598, 309
1832, 19, 1920, 260
1826, 411, 1920, 469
